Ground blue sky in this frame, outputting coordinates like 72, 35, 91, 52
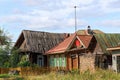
0, 0, 120, 42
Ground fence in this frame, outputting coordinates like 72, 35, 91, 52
0, 67, 50, 76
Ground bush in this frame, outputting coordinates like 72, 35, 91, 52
70, 69, 80, 74
18, 61, 30, 67
18, 55, 31, 67
0, 74, 10, 78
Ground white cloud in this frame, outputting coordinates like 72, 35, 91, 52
97, 19, 120, 27
99, 0, 120, 13
1, 0, 120, 31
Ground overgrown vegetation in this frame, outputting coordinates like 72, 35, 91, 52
10, 48, 20, 67
23, 69, 120, 80
0, 69, 117, 80
0, 74, 24, 80
0, 27, 28, 68
0, 27, 12, 68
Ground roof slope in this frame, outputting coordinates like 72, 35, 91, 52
77, 35, 93, 48
14, 30, 67, 54
94, 34, 120, 54
107, 46, 120, 51
77, 30, 104, 35
46, 34, 93, 54
46, 34, 76, 54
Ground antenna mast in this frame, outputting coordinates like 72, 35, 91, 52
74, 6, 77, 32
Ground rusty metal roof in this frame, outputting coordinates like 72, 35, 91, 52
94, 34, 120, 54
77, 35, 93, 48
77, 30, 104, 35
14, 30, 67, 54
46, 34, 93, 54
46, 33, 76, 54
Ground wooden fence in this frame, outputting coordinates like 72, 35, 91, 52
0, 67, 50, 76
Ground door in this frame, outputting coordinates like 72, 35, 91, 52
71, 54, 78, 69
37, 55, 44, 67
117, 56, 120, 72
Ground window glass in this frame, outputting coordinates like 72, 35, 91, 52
56, 55, 59, 67
50, 55, 54, 67
61, 54, 66, 67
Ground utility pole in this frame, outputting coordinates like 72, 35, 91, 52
74, 6, 77, 32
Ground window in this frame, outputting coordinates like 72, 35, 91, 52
50, 54, 66, 67
61, 54, 66, 67
50, 55, 54, 67
56, 55, 59, 67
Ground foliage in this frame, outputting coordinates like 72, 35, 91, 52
0, 74, 10, 78
0, 27, 12, 68
0, 68, 120, 80
0, 74, 24, 80
18, 61, 31, 67
23, 69, 120, 80
18, 55, 31, 67
10, 48, 20, 67
70, 69, 80, 74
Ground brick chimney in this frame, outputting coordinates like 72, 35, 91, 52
64, 33, 70, 39
87, 26, 93, 35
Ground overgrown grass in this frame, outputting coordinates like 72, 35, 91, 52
1, 69, 120, 80
0, 74, 10, 78
0, 74, 24, 80
24, 69, 120, 80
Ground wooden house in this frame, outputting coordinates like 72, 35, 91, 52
14, 27, 120, 72
45, 33, 96, 72
14, 30, 68, 67
46, 29, 120, 72
45, 26, 105, 72
107, 45, 120, 72
94, 34, 120, 69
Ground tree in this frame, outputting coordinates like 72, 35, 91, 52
0, 27, 11, 68
10, 48, 20, 67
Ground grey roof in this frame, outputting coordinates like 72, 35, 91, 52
14, 30, 67, 54
94, 34, 120, 54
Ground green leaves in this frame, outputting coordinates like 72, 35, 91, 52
0, 27, 12, 68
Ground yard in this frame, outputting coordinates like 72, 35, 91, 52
0, 69, 120, 80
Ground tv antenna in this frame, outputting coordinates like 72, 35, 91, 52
74, 6, 77, 32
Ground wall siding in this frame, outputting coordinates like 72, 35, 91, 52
80, 53, 95, 72
49, 54, 66, 68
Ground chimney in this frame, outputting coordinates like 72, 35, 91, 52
87, 26, 93, 35
64, 33, 70, 38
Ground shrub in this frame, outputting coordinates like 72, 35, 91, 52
18, 61, 30, 67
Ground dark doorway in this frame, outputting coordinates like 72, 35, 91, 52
71, 54, 78, 69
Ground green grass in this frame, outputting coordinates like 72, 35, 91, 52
0, 74, 24, 80
0, 74, 11, 78
1, 69, 120, 80
24, 69, 120, 80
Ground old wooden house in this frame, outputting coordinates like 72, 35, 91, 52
14, 30, 68, 67
94, 34, 120, 70
45, 27, 105, 72
107, 45, 120, 72
46, 29, 120, 72
46, 33, 96, 71
14, 28, 120, 72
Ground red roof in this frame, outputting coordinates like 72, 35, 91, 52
46, 34, 93, 54
46, 33, 76, 54
77, 35, 93, 48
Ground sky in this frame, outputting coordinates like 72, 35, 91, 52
0, 0, 120, 42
